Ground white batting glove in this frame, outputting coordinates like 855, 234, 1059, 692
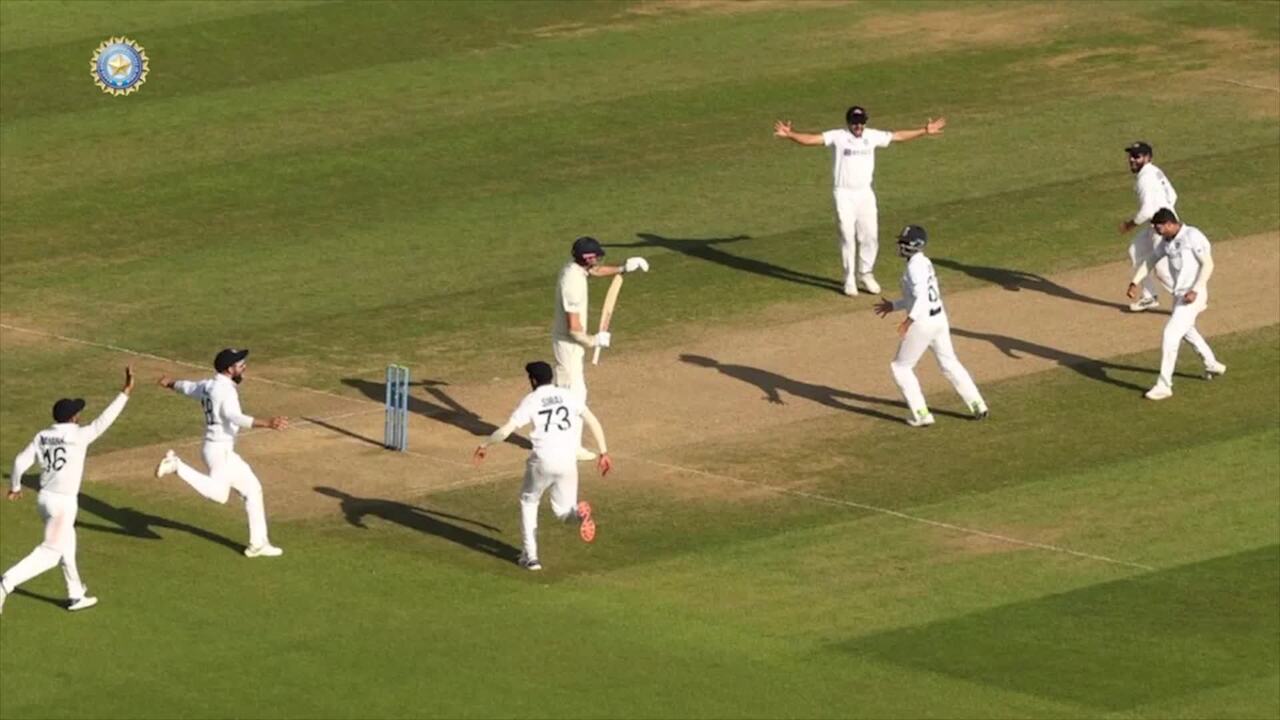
594, 331, 612, 348
624, 257, 650, 273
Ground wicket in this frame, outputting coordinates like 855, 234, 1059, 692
384, 364, 409, 451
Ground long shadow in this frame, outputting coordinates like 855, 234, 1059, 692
16, 475, 243, 553
679, 354, 969, 423
606, 232, 845, 294
932, 257, 1162, 314
951, 328, 1197, 392
314, 486, 520, 563
341, 378, 531, 450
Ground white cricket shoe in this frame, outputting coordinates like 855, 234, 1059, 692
906, 411, 936, 428
1144, 382, 1173, 400
1204, 361, 1227, 378
858, 274, 881, 294
971, 401, 989, 420
155, 450, 179, 478
843, 283, 859, 297
1129, 296, 1159, 312
0, 585, 7, 615
518, 554, 542, 571
67, 594, 98, 612
244, 543, 284, 558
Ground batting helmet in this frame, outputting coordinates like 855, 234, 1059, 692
571, 236, 605, 265
896, 225, 927, 257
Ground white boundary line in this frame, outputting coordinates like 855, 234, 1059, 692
0, 322, 370, 406
629, 456, 1155, 571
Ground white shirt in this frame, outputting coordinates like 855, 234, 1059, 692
822, 128, 893, 192
1151, 224, 1211, 294
1133, 163, 1178, 225
174, 374, 254, 444
502, 384, 586, 464
552, 261, 590, 341
10, 393, 129, 495
893, 252, 944, 322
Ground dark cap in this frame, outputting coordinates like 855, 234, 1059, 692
52, 398, 86, 423
214, 347, 250, 373
525, 361, 554, 387
1151, 207, 1179, 225
1124, 141, 1153, 157
571, 236, 605, 264
846, 105, 869, 126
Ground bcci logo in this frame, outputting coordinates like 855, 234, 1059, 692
90, 37, 148, 96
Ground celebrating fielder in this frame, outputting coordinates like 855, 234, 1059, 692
875, 226, 989, 427
1128, 208, 1226, 399
1120, 141, 1178, 312
774, 105, 947, 297
1, 366, 134, 615
154, 348, 289, 557
552, 236, 648, 460
473, 361, 612, 571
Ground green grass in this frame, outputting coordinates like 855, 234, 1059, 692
2, 328, 1276, 719
1, 1, 1278, 717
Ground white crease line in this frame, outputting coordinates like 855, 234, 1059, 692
629, 456, 1155, 571
1216, 78, 1280, 93
0, 322, 370, 406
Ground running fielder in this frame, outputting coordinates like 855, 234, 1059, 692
1120, 141, 1178, 312
472, 361, 612, 571
552, 236, 648, 459
1128, 208, 1226, 399
874, 226, 989, 427
154, 348, 289, 557
1, 366, 134, 615
774, 105, 947, 297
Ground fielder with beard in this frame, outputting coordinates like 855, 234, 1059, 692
154, 348, 289, 558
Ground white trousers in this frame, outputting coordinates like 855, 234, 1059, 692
1158, 295, 1218, 388
833, 188, 879, 289
890, 313, 985, 415
1129, 227, 1174, 300
518, 456, 580, 560
174, 443, 270, 547
552, 338, 588, 404
0, 491, 86, 599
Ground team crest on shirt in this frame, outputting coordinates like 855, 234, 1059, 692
90, 37, 149, 96
842, 149, 853, 156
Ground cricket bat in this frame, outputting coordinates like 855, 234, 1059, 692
592, 274, 625, 365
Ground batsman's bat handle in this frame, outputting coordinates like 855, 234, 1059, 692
592, 345, 602, 365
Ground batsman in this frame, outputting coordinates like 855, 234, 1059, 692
552, 236, 649, 460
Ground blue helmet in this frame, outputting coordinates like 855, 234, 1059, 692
896, 225, 927, 257
571, 236, 605, 265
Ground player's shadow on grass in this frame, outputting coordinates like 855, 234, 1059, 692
340, 378, 530, 450
607, 233, 845, 294
951, 328, 1197, 391
17, 475, 244, 553
680, 354, 968, 422
932, 258, 1160, 314
314, 486, 520, 563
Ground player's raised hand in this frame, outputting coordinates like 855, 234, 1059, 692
597, 453, 613, 476
874, 297, 894, 317
472, 446, 487, 466
122, 364, 136, 395
925, 117, 947, 135
773, 120, 793, 138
